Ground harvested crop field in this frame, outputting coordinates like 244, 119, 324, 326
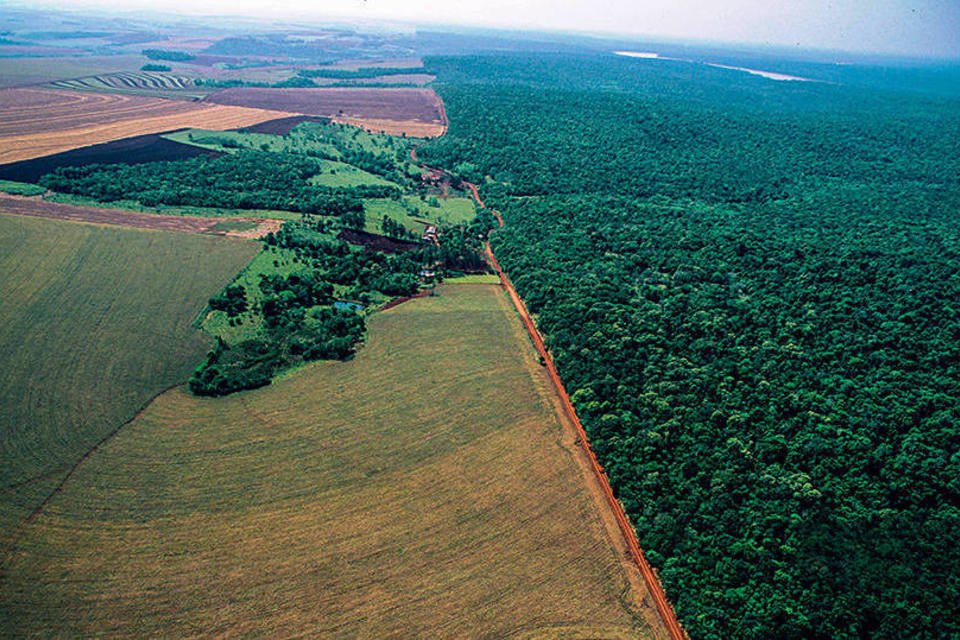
0, 88, 293, 163
0, 131, 223, 183
206, 87, 446, 137
0, 283, 668, 638
333, 115, 446, 137
0, 213, 257, 536
0, 88, 204, 137
0, 194, 283, 237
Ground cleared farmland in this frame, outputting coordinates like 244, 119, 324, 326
206, 87, 447, 137
0, 88, 293, 163
0, 88, 204, 136
0, 214, 258, 536
1, 284, 668, 639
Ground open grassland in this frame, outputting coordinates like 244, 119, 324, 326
207, 87, 447, 137
1, 284, 666, 639
309, 159, 399, 188
0, 214, 258, 535
0, 88, 292, 163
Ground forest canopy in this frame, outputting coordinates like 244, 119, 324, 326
421, 52, 960, 639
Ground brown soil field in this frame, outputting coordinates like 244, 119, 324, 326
308, 74, 436, 87
238, 115, 330, 135
0, 130, 223, 183
0, 89, 293, 163
0, 194, 282, 238
333, 115, 446, 137
207, 87, 446, 137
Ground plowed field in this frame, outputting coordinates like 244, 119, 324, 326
0, 194, 282, 238
207, 87, 446, 137
0, 88, 293, 163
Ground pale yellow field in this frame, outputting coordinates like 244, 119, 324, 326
2, 284, 667, 639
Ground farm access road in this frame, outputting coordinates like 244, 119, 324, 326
0, 194, 282, 239
411, 145, 688, 640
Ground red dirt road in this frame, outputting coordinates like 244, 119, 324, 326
0, 194, 282, 239
483, 232, 687, 640
414, 139, 687, 638
413, 141, 686, 638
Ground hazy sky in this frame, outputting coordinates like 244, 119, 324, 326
14, 0, 960, 58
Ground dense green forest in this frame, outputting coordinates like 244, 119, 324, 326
39, 152, 394, 219
421, 53, 960, 639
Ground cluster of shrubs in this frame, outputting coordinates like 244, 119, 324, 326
189, 218, 429, 396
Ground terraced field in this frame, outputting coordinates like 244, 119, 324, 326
0, 214, 258, 536
1, 283, 668, 639
49, 71, 205, 98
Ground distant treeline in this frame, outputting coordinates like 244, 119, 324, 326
142, 48, 194, 62
297, 67, 426, 79
196, 76, 317, 89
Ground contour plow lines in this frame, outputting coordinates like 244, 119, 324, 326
50, 72, 196, 92
410, 140, 686, 639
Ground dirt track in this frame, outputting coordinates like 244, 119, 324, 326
411, 143, 687, 640
0, 194, 281, 238
482, 226, 687, 640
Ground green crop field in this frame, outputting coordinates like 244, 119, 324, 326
1, 283, 665, 639
0, 214, 258, 535
0, 55, 147, 88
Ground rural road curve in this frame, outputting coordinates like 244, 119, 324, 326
410, 145, 688, 640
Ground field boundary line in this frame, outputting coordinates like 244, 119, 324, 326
409, 138, 687, 640
22, 382, 182, 525
2, 381, 184, 583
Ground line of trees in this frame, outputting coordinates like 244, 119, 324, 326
38, 151, 387, 219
